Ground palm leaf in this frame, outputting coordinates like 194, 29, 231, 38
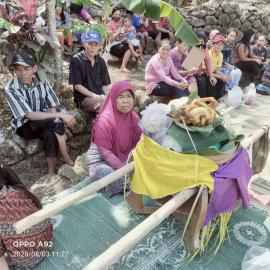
121, 0, 199, 45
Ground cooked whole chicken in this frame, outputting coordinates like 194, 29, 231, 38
168, 97, 219, 127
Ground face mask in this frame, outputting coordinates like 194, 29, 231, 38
113, 15, 121, 22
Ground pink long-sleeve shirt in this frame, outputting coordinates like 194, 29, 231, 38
145, 53, 185, 94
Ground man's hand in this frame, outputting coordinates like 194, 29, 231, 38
61, 114, 76, 127
209, 75, 217, 86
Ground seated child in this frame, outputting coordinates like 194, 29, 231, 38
121, 14, 143, 65
252, 34, 269, 64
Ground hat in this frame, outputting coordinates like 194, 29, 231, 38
209, 29, 220, 41
212, 34, 225, 44
81, 30, 101, 43
10, 51, 36, 67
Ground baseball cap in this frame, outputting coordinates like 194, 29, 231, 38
212, 34, 225, 44
10, 51, 36, 67
81, 30, 101, 44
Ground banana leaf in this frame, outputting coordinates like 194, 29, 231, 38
121, 0, 199, 45
121, 0, 160, 19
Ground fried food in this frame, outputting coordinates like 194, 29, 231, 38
168, 97, 218, 127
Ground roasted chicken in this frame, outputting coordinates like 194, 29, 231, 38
168, 97, 219, 127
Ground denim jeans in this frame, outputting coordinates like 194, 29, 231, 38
221, 66, 242, 90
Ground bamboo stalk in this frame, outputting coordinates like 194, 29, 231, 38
82, 188, 198, 270
14, 162, 135, 234
241, 126, 268, 149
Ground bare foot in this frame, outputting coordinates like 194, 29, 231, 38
137, 59, 142, 67
120, 67, 131, 73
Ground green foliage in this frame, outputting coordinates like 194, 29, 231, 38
122, 0, 160, 19
59, 0, 102, 7
160, 2, 199, 45
121, 0, 199, 45
0, 16, 19, 34
71, 19, 108, 38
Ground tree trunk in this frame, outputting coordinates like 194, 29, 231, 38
46, 0, 62, 95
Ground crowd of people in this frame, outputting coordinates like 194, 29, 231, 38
1, 5, 270, 269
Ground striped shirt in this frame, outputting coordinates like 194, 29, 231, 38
5, 76, 59, 131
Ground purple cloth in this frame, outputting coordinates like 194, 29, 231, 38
203, 147, 253, 226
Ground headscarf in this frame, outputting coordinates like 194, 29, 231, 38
91, 80, 141, 163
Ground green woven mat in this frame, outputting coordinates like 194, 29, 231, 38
12, 178, 270, 270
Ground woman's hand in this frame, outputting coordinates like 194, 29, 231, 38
189, 67, 199, 75
175, 80, 189, 90
209, 75, 217, 86
254, 58, 262, 65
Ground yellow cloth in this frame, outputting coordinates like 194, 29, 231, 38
201, 48, 223, 72
131, 136, 218, 199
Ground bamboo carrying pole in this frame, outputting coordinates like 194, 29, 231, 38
14, 162, 135, 234
241, 126, 268, 149
14, 127, 268, 235
82, 188, 198, 270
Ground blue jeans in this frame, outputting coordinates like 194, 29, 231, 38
221, 66, 242, 90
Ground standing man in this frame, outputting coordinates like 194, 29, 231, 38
5, 51, 76, 175
69, 30, 111, 113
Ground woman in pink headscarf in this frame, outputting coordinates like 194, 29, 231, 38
85, 80, 142, 197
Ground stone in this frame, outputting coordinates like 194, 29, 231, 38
248, 16, 257, 23
205, 16, 217, 25
12, 133, 43, 156
254, 21, 263, 31
67, 110, 87, 135
25, 139, 43, 156
215, 7, 223, 17
57, 153, 88, 183
0, 140, 24, 165
190, 17, 206, 27
135, 90, 151, 111
241, 21, 252, 32
228, 14, 237, 21
218, 13, 230, 26
221, 3, 235, 14
228, 19, 242, 29
240, 10, 251, 23
204, 6, 216, 16
191, 10, 207, 18
68, 134, 90, 151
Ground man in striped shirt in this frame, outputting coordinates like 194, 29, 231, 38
5, 51, 76, 175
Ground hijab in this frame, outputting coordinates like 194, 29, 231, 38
91, 80, 141, 162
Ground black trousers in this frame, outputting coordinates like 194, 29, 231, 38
235, 61, 262, 79
151, 82, 189, 98
16, 118, 65, 157
196, 74, 226, 100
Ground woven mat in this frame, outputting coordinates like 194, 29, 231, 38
12, 177, 270, 270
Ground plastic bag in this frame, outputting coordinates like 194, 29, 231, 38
244, 83, 257, 105
242, 246, 270, 270
227, 86, 244, 108
139, 102, 172, 144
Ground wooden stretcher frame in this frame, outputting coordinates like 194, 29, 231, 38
13, 126, 268, 270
